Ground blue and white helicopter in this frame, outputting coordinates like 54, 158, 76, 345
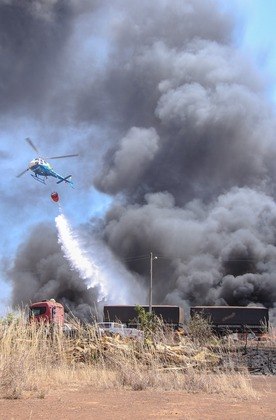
16, 138, 78, 187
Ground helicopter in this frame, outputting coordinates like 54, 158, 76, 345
16, 138, 78, 187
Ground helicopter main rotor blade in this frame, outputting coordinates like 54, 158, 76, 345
16, 168, 29, 178
46, 154, 79, 160
25, 137, 40, 154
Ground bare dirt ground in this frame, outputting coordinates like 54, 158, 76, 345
0, 376, 275, 420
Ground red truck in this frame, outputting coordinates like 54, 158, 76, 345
29, 299, 64, 326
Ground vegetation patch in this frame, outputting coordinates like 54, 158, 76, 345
0, 310, 274, 399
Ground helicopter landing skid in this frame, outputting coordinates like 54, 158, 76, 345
31, 174, 46, 185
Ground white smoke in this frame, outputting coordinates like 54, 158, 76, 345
55, 213, 108, 300
55, 212, 146, 304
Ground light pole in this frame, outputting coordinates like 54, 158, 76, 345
149, 252, 157, 314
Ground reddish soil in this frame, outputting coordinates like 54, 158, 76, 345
1, 376, 275, 420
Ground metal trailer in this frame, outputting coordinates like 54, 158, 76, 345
104, 305, 184, 329
190, 306, 269, 334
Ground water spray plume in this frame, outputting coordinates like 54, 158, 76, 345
55, 214, 108, 301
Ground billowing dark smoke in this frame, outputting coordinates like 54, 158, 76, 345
91, 0, 276, 318
101, 188, 276, 313
0, 0, 71, 115
6, 0, 276, 320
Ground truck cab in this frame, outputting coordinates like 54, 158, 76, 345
29, 299, 64, 326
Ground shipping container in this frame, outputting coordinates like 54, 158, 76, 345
190, 306, 269, 333
104, 305, 184, 328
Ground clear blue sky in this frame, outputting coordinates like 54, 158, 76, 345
1, 0, 276, 315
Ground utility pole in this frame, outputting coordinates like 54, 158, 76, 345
149, 252, 157, 314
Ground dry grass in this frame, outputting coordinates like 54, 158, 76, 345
0, 311, 269, 400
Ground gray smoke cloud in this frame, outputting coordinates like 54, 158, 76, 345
0, 0, 70, 115
6, 0, 276, 321
101, 188, 276, 311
